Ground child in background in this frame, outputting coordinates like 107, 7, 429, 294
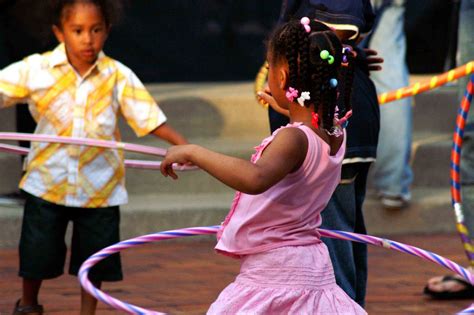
0, 0, 187, 314
161, 19, 365, 314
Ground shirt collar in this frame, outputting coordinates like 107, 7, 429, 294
49, 43, 107, 71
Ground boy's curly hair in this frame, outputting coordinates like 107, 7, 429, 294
50, 0, 127, 28
269, 19, 355, 131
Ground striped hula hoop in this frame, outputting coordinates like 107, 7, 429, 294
253, 61, 474, 107
0, 133, 197, 171
451, 75, 474, 266
79, 226, 474, 315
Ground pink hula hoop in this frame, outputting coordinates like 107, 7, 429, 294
79, 226, 474, 315
0, 132, 197, 171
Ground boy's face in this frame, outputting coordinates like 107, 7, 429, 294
53, 3, 109, 74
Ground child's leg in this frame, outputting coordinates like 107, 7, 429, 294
18, 193, 69, 310
70, 206, 122, 313
80, 281, 101, 315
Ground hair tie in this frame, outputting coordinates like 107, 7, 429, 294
297, 91, 311, 107
286, 87, 299, 102
311, 112, 319, 129
326, 126, 344, 137
300, 17, 311, 33
336, 110, 353, 127
341, 46, 352, 66
320, 50, 335, 65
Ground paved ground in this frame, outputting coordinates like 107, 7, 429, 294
0, 233, 472, 314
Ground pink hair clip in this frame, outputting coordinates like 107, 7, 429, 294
286, 87, 299, 102
300, 17, 311, 33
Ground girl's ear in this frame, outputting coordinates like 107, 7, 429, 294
279, 68, 289, 90
52, 25, 64, 43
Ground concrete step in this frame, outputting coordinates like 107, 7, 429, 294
0, 187, 457, 248
412, 85, 459, 134
411, 132, 452, 187
124, 137, 258, 194
120, 82, 270, 142
364, 187, 454, 235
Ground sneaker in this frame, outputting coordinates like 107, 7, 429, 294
380, 195, 409, 210
0, 191, 25, 206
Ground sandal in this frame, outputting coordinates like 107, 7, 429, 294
424, 275, 474, 300
12, 299, 44, 315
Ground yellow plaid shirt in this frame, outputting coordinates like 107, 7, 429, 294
0, 44, 166, 207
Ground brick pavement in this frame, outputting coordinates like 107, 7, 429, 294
0, 234, 472, 314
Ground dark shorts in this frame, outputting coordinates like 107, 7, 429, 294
19, 192, 123, 282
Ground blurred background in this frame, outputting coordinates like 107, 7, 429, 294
0, 0, 461, 82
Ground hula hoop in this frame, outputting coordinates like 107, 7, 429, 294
0, 133, 197, 171
0, 142, 192, 171
79, 226, 474, 315
253, 61, 474, 107
254, 61, 269, 107
379, 62, 474, 105
451, 75, 474, 266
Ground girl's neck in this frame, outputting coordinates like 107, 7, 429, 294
289, 104, 344, 156
289, 104, 316, 130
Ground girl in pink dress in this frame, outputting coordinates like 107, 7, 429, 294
161, 18, 366, 315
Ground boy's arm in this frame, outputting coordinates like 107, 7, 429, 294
161, 127, 307, 194
118, 69, 188, 144
0, 59, 31, 108
150, 123, 188, 145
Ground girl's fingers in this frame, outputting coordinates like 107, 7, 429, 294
168, 166, 178, 180
160, 159, 177, 179
160, 160, 169, 177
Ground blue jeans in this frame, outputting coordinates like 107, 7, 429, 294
321, 162, 371, 307
459, 0, 474, 230
369, 3, 413, 200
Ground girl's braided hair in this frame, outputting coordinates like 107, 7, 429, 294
269, 19, 355, 132
50, 0, 126, 28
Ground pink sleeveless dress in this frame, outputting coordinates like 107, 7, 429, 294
208, 123, 366, 315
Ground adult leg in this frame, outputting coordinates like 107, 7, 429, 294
321, 163, 362, 305
369, 2, 413, 208
353, 163, 371, 305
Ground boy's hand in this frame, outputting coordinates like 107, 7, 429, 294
364, 48, 384, 72
160, 145, 195, 179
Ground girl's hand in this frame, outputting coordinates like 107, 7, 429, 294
257, 89, 290, 117
160, 145, 195, 180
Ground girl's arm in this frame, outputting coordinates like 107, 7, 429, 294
257, 90, 290, 117
150, 123, 188, 145
161, 127, 307, 194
